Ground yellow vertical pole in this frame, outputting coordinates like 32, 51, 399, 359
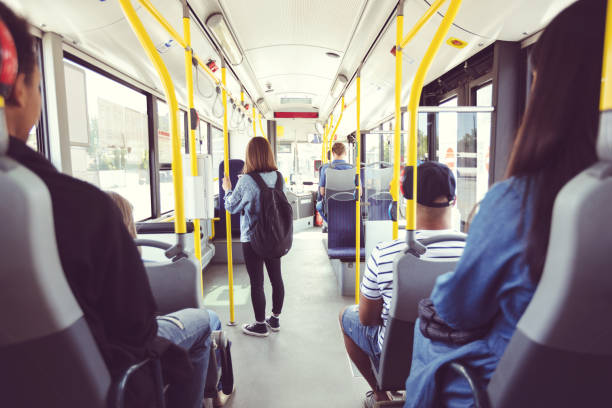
252, 106, 257, 137
601, 0, 612, 111
222, 62, 235, 324
118, 0, 187, 237
183, 3, 202, 272
355, 73, 362, 304
391, 1, 404, 241
327, 114, 334, 163
322, 122, 328, 163
328, 98, 345, 154
258, 113, 267, 139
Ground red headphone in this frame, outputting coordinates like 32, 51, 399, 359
0, 18, 17, 99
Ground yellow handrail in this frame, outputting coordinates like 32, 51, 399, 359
258, 113, 267, 139
355, 73, 361, 305
322, 121, 329, 163
183, 4, 203, 296
391, 3, 404, 240
252, 106, 257, 137
405, 0, 463, 236
601, 0, 612, 111
222, 64, 236, 325
208, 217, 221, 240
119, 0, 187, 236
400, 0, 446, 49
325, 114, 334, 163
328, 96, 345, 154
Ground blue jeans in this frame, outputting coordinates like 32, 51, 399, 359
341, 305, 381, 367
157, 308, 212, 408
316, 200, 327, 223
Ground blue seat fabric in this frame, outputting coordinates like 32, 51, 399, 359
367, 196, 392, 221
327, 196, 365, 261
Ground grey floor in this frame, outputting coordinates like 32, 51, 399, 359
202, 228, 370, 408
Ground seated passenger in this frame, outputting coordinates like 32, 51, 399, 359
2, 5, 215, 407
403, 1, 605, 407
339, 161, 465, 406
316, 141, 353, 224
106, 191, 233, 406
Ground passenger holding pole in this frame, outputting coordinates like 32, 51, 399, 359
223, 137, 289, 337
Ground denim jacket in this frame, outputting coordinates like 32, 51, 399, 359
224, 171, 286, 242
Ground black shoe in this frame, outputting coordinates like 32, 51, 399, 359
265, 315, 280, 332
242, 322, 268, 337
322, 226, 328, 233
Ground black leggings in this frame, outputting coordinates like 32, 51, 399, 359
242, 242, 284, 322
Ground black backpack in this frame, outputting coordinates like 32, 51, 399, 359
247, 171, 293, 258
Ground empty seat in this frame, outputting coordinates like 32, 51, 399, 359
327, 191, 364, 260
323, 165, 356, 215
215, 159, 244, 239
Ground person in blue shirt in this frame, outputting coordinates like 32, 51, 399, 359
316, 142, 353, 224
403, 1, 605, 406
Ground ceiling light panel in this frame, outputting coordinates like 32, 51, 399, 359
206, 13, 243, 65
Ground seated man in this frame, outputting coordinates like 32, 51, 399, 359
339, 161, 465, 407
316, 141, 353, 225
2, 5, 216, 407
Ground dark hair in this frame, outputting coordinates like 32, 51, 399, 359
331, 142, 346, 157
243, 137, 278, 173
506, 0, 605, 283
0, 2, 36, 95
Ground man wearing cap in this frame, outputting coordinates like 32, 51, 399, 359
338, 161, 466, 407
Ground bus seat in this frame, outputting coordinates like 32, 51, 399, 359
323, 166, 356, 216
444, 123, 612, 407
367, 193, 393, 221
135, 239, 204, 316
327, 191, 364, 261
371, 233, 466, 391
215, 159, 244, 239
0, 145, 111, 406
363, 165, 393, 221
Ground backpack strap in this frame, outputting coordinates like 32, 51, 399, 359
274, 171, 283, 191
248, 172, 269, 192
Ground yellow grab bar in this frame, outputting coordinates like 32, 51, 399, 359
391, 3, 404, 240
222, 64, 236, 325
601, 0, 612, 111
119, 0, 187, 235
400, 0, 446, 49
328, 97, 345, 154
355, 73, 362, 305
252, 106, 257, 137
258, 113, 267, 139
183, 7, 202, 266
208, 217, 221, 240
405, 0, 463, 234
322, 121, 329, 164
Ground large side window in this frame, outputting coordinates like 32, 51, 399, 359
156, 101, 185, 214
64, 59, 151, 221
210, 125, 224, 181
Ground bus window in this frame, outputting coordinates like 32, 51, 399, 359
277, 142, 293, 183
365, 131, 380, 164
64, 59, 151, 221
382, 121, 393, 163
157, 101, 185, 214
476, 83, 493, 106
198, 120, 209, 154
210, 125, 224, 184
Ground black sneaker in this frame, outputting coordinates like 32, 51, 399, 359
242, 322, 268, 337
265, 315, 280, 332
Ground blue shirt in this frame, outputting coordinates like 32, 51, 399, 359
318, 159, 353, 198
404, 178, 536, 408
223, 171, 286, 242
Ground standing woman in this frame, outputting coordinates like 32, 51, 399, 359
223, 137, 286, 337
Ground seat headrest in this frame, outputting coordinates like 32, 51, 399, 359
598, 113, 612, 161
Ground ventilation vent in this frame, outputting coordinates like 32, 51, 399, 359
280, 97, 312, 105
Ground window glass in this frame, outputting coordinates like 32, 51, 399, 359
210, 126, 224, 180
365, 131, 380, 164
476, 83, 493, 106
157, 102, 185, 163
159, 169, 174, 214
26, 125, 38, 151
439, 96, 458, 107
277, 143, 293, 182
434, 111, 491, 230
198, 120, 209, 154
64, 59, 151, 221
382, 122, 393, 164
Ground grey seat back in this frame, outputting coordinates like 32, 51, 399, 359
372, 234, 465, 391
363, 165, 393, 221
0, 144, 110, 406
324, 166, 356, 209
136, 239, 204, 315
487, 133, 612, 407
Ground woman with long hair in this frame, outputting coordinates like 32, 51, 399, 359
223, 137, 286, 337
403, 1, 605, 406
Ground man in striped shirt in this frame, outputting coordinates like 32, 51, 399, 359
339, 162, 466, 406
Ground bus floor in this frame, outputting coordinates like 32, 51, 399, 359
202, 228, 369, 407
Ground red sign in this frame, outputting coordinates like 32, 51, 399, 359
273, 112, 319, 119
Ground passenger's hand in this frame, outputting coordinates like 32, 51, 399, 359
222, 176, 232, 192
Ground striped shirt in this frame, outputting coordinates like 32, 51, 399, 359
360, 230, 466, 349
